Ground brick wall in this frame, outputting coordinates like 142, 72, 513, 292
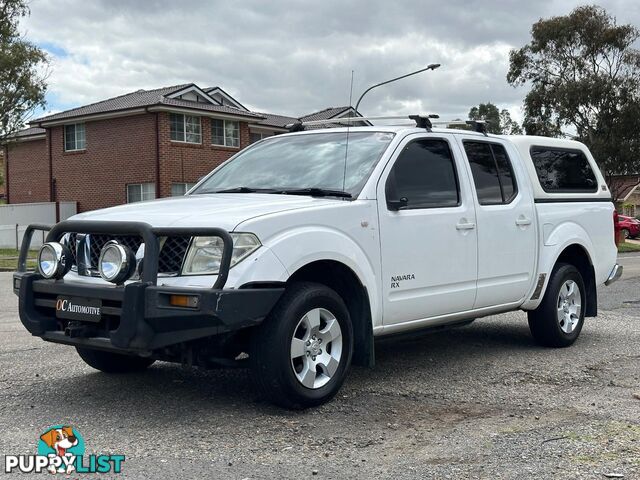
157, 113, 249, 197
6, 112, 250, 212
50, 114, 158, 212
5, 138, 49, 204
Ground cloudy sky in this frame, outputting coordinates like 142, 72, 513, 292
20, 0, 640, 122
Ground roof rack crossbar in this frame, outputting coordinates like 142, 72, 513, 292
285, 114, 441, 131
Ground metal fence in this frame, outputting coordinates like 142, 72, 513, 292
0, 202, 77, 249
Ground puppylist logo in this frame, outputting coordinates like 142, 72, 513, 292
4, 425, 125, 474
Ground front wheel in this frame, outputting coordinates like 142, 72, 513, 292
76, 347, 155, 373
622, 228, 630, 239
528, 263, 585, 347
250, 282, 353, 409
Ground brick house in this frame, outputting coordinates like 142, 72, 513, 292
607, 174, 640, 216
2, 84, 362, 213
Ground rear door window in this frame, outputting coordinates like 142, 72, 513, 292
530, 147, 597, 193
463, 141, 518, 205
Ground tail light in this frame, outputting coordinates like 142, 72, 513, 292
613, 210, 620, 246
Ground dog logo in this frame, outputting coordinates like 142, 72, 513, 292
4, 425, 124, 474
38, 426, 84, 474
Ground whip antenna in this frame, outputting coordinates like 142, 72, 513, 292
342, 70, 354, 192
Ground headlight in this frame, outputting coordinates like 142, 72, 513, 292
98, 241, 136, 284
37, 242, 72, 279
182, 233, 261, 275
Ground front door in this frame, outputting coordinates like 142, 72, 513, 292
378, 135, 478, 325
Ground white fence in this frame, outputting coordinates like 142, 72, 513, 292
0, 202, 77, 249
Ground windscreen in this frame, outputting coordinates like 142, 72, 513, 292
192, 131, 395, 197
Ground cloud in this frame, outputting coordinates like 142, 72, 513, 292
20, 0, 640, 121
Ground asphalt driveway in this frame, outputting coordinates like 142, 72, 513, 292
0, 259, 638, 479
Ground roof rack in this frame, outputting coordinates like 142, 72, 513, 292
441, 120, 490, 136
285, 114, 441, 132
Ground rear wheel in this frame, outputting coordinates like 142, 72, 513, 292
528, 263, 585, 347
250, 282, 353, 409
622, 228, 630, 239
76, 347, 155, 373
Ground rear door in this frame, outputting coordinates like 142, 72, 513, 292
459, 138, 536, 308
377, 134, 478, 325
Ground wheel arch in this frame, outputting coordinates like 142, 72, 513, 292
525, 243, 598, 317
554, 244, 597, 317
287, 260, 375, 367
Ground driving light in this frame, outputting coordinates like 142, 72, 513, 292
37, 242, 72, 279
182, 233, 260, 275
98, 241, 136, 284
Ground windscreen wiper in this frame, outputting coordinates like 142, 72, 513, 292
278, 188, 352, 198
204, 186, 276, 194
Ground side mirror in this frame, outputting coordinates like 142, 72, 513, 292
387, 197, 408, 211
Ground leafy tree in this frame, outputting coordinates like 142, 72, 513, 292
499, 108, 523, 135
507, 5, 640, 194
467, 102, 523, 134
0, 0, 48, 137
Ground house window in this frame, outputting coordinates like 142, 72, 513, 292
250, 131, 273, 144
212, 119, 240, 147
64, 123, 86, 151
171, 183, 197, 196
623, 204, 636, 217
170, 113, 201, 143
127, 183, 156, 203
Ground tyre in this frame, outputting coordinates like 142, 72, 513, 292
622, 228, 630, 239
76, 347, 155, 373
250, 282, 353, 409
528, 263, 585, 348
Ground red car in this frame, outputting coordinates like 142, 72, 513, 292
618, 215, 640, 239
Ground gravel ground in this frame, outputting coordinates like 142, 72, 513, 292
0, 259, 638, 479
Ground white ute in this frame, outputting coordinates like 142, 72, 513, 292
16, 116, 622, 409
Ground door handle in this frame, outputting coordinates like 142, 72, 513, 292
456, 221, 476, 230
515, 216, 532, 226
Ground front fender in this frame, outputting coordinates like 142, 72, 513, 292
265, 226, 381, 327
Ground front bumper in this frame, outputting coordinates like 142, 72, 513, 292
15, 272, 283, 353
14, 220, 284, 353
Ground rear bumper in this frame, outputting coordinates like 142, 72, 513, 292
15, 272, 284, 353
604, 264, 623, 286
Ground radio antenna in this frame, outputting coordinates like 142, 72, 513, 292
342, 70, 354, 192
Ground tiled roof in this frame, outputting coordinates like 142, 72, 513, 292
159, 97, 262, 118
8, 126, 47, 138
299, 106, 352, 122
254, 112, 298, 129
608, 175, 640, 201
31, 84, 263, 125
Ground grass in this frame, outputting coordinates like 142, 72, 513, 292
0, 248, 37, 271
618, 241, 640, 253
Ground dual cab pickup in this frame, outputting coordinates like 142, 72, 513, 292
14, 123, 621, 408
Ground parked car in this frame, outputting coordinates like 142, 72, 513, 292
14, 117, 622, 409
617, 215, 640, 239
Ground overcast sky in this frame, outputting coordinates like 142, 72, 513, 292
20, 0, 640, 123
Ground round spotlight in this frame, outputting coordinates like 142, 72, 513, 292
98, 241, 136, 284
37, 242, 72, 279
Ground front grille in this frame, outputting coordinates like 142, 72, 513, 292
64, 233, 191, 276
159, 236, 191, 273
67, 233, 78, 265
88, 235, 142, 267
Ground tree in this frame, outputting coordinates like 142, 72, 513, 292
0, 0, 48, 137
507, 5, 640, 195
467, 102, 523, 134
499, 108, 523, 135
